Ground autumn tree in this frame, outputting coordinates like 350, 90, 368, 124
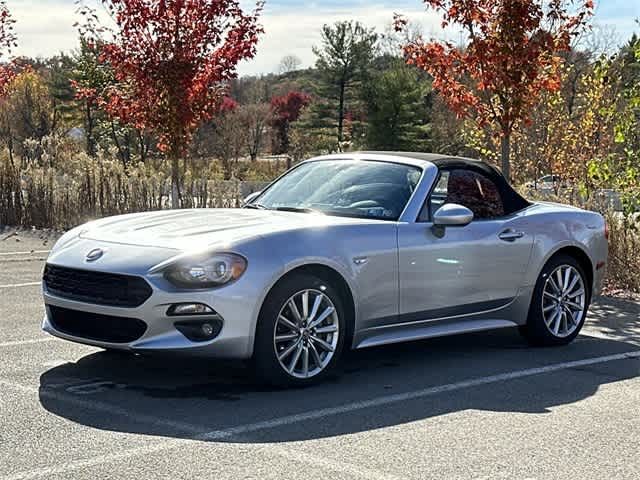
82, 0, 263, 207
313, 21, 377, 146
397, 0, 594, 180
209, 97, 245, 179
1, 70, 57, 164
270, 91, 311, 159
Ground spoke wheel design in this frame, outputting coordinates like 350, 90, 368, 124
542, 264, 586, 338
273, 288, 339, 379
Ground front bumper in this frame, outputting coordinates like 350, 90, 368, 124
40, 238, 282, 359
42, 280, 258, 358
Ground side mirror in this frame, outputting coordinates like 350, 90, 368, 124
433, 203, 473, 227
243, 190, 262, 205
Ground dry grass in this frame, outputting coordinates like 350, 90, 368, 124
604, 212, 640, 294
0, 152, 276, 229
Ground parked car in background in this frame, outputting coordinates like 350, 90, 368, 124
593, 188, 624, 212
42, 152, 608, 386
525, 174, 566, 193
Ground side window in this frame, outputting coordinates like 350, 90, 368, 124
419, 169, 505, 221
444, 169, 504, 219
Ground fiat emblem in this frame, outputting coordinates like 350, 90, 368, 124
85, 248, 104, 262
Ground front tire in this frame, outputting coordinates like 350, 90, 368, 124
253, 273, 346, 387
522, 254, 591, 346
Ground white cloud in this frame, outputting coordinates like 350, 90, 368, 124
11, 0, 107, 58
10, 0, 453, 74
9, 1, 637, 76
238, 4, 461, 76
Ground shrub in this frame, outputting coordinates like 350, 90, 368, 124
0, 146, 279, 229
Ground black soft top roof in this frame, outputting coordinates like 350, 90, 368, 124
357, 151, 530, 214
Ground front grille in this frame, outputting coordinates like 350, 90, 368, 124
43, 264, 152, 308
48, 305, 147, 343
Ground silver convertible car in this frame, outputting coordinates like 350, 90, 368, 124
42, 152, 608, 386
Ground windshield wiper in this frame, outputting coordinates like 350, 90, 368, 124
274, 206, 323, 214
243, 203, 269, 210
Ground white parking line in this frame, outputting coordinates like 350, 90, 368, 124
0, 250, 50, 256
257, 444, 403, 480
2, 350, 639, 480
2, 441, 187, 480
0, 281, 41, 288
0, 338, 54, 348
197, 350, 640, 441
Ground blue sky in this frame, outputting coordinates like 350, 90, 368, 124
9, 0, 640, 76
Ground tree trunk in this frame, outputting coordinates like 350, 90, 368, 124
85, 101, 95, 157
282, 123, 290, 154
170, 152, 180, 209
500, 133, 511, 182
337, 80, 345, 145
7, 135, 14, 168
110, 121, 127, 168
138, 131, 146, 163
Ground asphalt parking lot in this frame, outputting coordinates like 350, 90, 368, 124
1, 233, 639, 479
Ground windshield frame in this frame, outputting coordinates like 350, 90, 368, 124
247, 158, 426, 222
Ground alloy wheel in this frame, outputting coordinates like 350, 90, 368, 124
541, 265, 586, 338
273, 288, 339, 379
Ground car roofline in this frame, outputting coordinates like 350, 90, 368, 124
304, 152, 441, 170
305, 151, 500, 170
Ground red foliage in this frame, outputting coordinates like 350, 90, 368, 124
270, 91, 311, 123
0, 62, 15, 99
84, 0, 263, 157
70, 79, 99, 104
219, 95, 239, 114
270, 91, 311, 154
396, 0, 593, 135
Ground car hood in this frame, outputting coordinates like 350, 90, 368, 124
79, 208, 371, 251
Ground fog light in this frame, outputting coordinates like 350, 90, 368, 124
167, 303, 214, 316
201, 323, 214, 336
174, 318, 223, 342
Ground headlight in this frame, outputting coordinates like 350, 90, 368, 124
164, 253, 247, 288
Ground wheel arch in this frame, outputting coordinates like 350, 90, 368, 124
256, 263, 357, 352
542, 245, 594, 295
522, 244, 594, 345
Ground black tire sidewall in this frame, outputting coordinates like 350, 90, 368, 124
525, 254, 591, 346
253, 273, 347, 387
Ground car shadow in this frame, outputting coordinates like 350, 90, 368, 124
39, 297, 640, 443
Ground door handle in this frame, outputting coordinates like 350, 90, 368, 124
498, 229, 525, 241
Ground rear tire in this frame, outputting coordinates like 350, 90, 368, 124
253, 273, 346, 387
522, 254, 591, 346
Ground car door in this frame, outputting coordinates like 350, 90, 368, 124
396, 168, 534, 324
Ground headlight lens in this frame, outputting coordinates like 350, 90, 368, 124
164, 253, 247, 288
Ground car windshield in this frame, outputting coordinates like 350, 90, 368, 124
251, 160, 422, 221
